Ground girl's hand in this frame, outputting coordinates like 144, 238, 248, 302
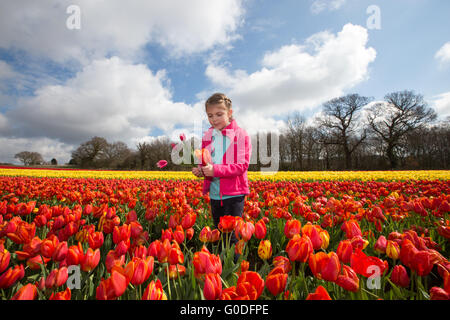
192, 167, 204, 177
202, 163, 214, 177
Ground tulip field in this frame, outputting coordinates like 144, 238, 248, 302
0, 166, 449, 300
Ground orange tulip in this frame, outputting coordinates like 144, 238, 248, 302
173, 225, 185, 244
49, 287, 71, 300
80, 248, 100, 272
258, 240, 272, 260
96, 270, 128, 300
341, 220, 362, 239
142, 279, 167, 300
236, 271, 265, 300
286, 234, 313, 263
194, 148, 212, 166
265, 267, 288, 296
168, 246, 184, 265
0, 248, 10, 273
306, 285, 332, 300
204, 273, 222, 300
11, 283, 37, 300
199, 226, 212, 242
40, 235, 59, 259
236, 221, 255, 242
273, 256, 292, 273
124, 256, 154, 285
193, 246, 222, 279
0, 264, 25, 289
167, 264, 186, 279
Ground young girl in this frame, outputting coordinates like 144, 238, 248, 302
192, 93, 252, 256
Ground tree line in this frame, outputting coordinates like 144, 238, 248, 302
14, 90, 450, 171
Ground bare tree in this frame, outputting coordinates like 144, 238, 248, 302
317, 94, 372, 169
366, 90, 437, 168
14, 151, 44, 166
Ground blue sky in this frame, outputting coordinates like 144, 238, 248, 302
0, 0, 449, 164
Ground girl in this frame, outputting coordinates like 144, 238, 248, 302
192, 93, 252, 257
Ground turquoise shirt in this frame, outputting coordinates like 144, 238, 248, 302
209, 129, 243, 200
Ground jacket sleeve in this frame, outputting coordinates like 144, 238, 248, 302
213, 130, 251, 178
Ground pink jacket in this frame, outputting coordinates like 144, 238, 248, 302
201, 119, 251, 198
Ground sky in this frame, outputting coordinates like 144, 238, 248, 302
0, 0, 449, 165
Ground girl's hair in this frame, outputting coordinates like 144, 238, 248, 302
205, 93, 233, 120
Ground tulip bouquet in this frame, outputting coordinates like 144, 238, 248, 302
0, 170, 449, 301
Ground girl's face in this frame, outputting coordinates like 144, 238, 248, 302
206, 103, 232, 131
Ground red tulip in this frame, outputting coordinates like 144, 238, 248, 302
168, 245, 184, 265
390, 265, 410, 288
219, 215, 238, 233
181, 212, 196, 229
52, 241, 68, 262
284, 219, 301, 239
265, 267, 288, 296
350, 248, 388, 278
167, 264, 186, 279
88, 231, 104, 250
254, 219, 267, 239
173, 225, 185, 244
204, 273, 222, 300
66, 242, 84, 266
411, 250, 434, 276
199, 226, 212, 242
45, 267, 69, 289
430, 287, 450, 300
306, 285, 332, 300
302, 223, 322, 250
11, 283, 37, 300
337, 240, 353, 264
335, 265, 359, 292
341, 220, 362, 239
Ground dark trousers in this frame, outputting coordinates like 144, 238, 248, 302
210, 195, 245, 246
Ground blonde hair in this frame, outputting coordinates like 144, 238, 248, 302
205, 92, 233, 120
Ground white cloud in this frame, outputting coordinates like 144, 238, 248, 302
0, 136, 74, 165
435, 42, 450, 66
431, 92, 450, 120
311, 0, 347, 14
0, 0, 245, 64
205, 24, 376, 129
5, 57, 202, 148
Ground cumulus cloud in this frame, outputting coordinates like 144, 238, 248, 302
310, 0, 347, 14
435, 42, 450, 66
205, 24, 376, 128
5, 57, 202, 147
0, 0, 245, 64
431, 92, 450, 120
